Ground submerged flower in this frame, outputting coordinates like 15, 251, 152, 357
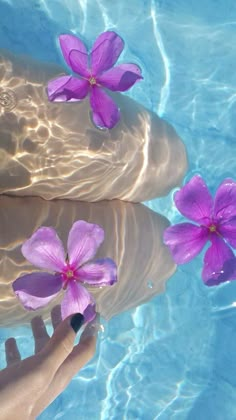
163, 175, 236, 286
47, 31, 143, 129
13, 221, 117, 320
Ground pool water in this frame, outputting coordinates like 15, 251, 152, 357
1, 1, 236, 419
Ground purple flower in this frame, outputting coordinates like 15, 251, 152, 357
47, 31, 143, 129
163, 175, 236, 286
13, 221, 117, 320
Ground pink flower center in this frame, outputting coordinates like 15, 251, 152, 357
62, 267, 76, 289
89, 76, 96, 86
202, 221, 222, 238
66, 270, 74, 278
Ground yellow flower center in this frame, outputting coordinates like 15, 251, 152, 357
209, 224, 217, 233
66, 270, 74, 278
89, 77, 97, 86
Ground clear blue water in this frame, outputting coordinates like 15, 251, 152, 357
1, 0, 236, 419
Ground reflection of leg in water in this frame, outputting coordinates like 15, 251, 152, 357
0, 196, 175, 326
0, 51, 188, 202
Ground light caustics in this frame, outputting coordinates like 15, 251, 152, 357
150, 0, 171, 117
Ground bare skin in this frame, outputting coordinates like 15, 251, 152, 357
0, 307, 99, 420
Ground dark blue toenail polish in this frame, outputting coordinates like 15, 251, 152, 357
70, 313, 84, 333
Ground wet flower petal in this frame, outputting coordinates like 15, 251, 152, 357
218, 216, 236, 249
174, 175, 213, 224
59, 34, 89, 77
83, 303, 97, 323
214, 178, 236, 222
22, 227, 65, 272
203, 235, 235, 286
90, 86, 120, 129
213, 257, 236, 283
163, 223, 208, 264
47, 75, 72, 101
13, 272, 62, 310
47, 76, 89, 102
67, 221, 104, 270
61, 280, 95, 320
97, 64, 143, 91
223, 257, 236, 280
91, 31, 124, 75
76, 258, 117, 286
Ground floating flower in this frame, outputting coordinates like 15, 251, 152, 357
13, 221, 117, 320
163, 175, 236, 286
47, 31, 143, 129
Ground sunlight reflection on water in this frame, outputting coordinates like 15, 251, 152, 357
0, 1, 236, 419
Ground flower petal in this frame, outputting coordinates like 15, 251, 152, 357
67, 220, 104, 270
22, 227, 65, 272
174, 175, 213, 224
47, 76, 89, 102
61, 281, 95, 320
218, 216, 236, 248
91, 31, 124, 75
83, 303, 97, 323
163, 223, 208, 264
13, 272, 62, 310
90, 86, 120, 129
59, 34, 89, 77
216, 257, 236, 283
213, 178, 236, 222
47, 75, 71, 101
76, 258, 117, 286
97, 64, 143, 91
202, 235, 235, 286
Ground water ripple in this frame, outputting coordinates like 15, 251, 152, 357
150, 0, 171, 116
